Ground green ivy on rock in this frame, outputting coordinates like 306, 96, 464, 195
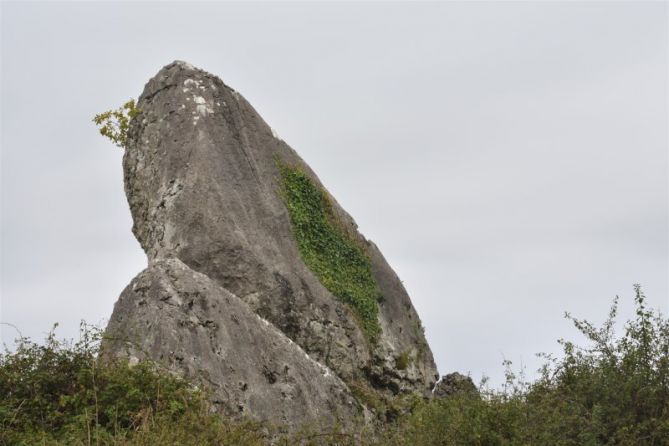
278, 162, 382, 341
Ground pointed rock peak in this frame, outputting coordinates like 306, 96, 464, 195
172, 59, 197, 70
104, 61, 439, 431
163, 60, 213, 78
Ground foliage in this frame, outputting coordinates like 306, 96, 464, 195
277, 162, 382, 340
2, 286, 666, 445
0, 323, 266, 446
93, 99, 140, 148
521, 284, 669, 445
384, 391, 526, 446
384, 285, 669, 445
395, 350, 413, 371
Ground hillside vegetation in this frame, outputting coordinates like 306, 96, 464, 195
1, 285, 667, 445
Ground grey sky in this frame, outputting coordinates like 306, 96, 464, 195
1, 1, 667, 387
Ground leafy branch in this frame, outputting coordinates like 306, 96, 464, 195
93, 99, 140, 149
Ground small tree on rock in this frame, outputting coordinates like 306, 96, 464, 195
93, 99, 140, 148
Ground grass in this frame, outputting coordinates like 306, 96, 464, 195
277, 162, 382, 341
395, 350, 412, 371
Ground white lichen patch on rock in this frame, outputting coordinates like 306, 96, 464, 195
184, 78, 199, 88
174, 60, 195, 70
193, 95, 214, 116
184, 78, 206, 91
183, 79, 214, 117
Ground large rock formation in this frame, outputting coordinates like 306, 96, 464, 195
103, 61, 438, 430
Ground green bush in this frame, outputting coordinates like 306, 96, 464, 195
0, 324, 369, 445
0, 323, 266, 446
395, 350, 413, 371
385, 285, 669, 445
2, 286, 666, 445
277, 162, 382, 340
522, 284, 669, 445
93, 99, 140, 149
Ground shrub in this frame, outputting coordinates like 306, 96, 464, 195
93, 99, 140, 148
0, 323, 266, 446
395, 350, 412, 371
2, 286, 665, 445
384, 285, 669, 445
523, 284, 669, 445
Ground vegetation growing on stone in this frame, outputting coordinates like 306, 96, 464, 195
93, 99, 140, 149
395, 350, 412, 371
346, 378, 421, 424
277, 162, 382, 340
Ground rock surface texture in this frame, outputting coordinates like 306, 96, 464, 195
103, 61, 438, 430
432, 373, 479, 398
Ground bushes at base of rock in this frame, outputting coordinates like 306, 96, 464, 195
0, 323, 266, 446
385, 285, 669, 446
2, 286, 667, 445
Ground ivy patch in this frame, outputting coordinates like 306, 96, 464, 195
278, 162, 382, 341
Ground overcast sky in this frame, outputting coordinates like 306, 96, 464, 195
1, 1, 667, 388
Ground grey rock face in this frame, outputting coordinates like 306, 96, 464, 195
433, 373, 478, 398
104, 258, 362, 428
104, 60, 438, 428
